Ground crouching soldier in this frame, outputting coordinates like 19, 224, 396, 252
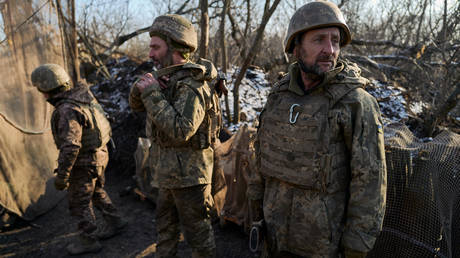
31, 64, 126, 255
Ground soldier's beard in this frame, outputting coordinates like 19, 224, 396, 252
296, 48, 336, 77
298, 59, 324, 76
153, 51, 174, 69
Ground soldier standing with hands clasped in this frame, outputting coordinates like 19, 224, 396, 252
129, 14, 221, 258
247, 1, 387, 257
31, 64, 126, 255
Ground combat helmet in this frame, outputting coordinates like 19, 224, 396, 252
31, 64, 71, 93
284, 1, 351, 53
149, 14, 198, 53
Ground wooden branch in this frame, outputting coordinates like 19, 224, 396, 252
425, 84, 460, 136
85, 35, 137, 60
227, 8, 246, 59
351, 39, 406, 49
232, 0, 281, 123
77, 30, 111, 79
111, 26, 150, 48
175, 0, 192, 14
175, 7, 199, 15
58, 9, 111, 79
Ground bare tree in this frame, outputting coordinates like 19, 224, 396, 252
341, 0, 460, 136
55, 0, 79, 84
232, 0, 281, 124
219, 0, 232, 124
199, 0, 209, 58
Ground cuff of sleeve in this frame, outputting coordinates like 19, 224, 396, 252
342, 229, 377, 252
141, 82, 161, 99
129, 86, 145, 112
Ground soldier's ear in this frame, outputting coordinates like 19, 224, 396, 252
292, 46, 299, 59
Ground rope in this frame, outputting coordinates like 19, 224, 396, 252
0, 0, 51, 45
0, 111, 50, 135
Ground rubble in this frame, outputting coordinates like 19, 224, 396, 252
88, 56, 445, 175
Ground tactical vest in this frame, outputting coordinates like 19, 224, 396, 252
258, 63, 366, 192
52, 90, 112, 153
149, 61, 221, 149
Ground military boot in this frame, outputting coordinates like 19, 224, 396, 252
66, 234, 102, 255
96, 215, 127, 240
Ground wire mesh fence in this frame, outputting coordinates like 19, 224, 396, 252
369, 124, 460, 258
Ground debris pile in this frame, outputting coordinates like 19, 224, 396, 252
88, 57, 442, 174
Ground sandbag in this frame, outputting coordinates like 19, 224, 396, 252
217, 125, 257, 231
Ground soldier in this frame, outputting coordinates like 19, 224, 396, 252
247, 1, 387, 257
129, 14, 220, 257
31, 64, 126, 255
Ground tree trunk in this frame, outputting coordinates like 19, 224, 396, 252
219, 0, 232, 125
68, 0, 79, 84
199, 0, 209, 58
232, 0, 281, 124
55, 0, 79, 85
415, 0, 428, 43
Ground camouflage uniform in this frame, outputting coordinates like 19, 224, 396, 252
129, 61, 220, 258
247, 60, 387, 257
48, 83, 121, 238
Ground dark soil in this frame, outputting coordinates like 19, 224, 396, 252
0, 167, 256, 258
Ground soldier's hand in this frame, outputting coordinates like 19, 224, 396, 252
54, 175, 69, 191
136, 73, 159, 93
344, 248, 367, 258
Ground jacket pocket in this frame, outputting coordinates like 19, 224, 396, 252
288, 192, 331, 254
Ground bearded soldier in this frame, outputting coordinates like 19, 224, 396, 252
129, 14, 221, 257
247, 1, 387, 257
31, 64, 126, 255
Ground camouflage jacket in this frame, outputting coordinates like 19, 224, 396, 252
247, 60, 387, 256
129, 61, 220, 189
48, 83, 111, 179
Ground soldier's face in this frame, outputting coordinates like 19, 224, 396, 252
294, 27, 340, 75
149, 36, 168, 69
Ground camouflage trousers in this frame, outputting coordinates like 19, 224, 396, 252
156, 184, 216, 258
67, 165, 119, 236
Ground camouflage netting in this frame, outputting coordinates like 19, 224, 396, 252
368, 123, 460, 258
0, 0, 67, 224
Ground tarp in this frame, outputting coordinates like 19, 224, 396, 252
0, 115, 64, 221
217, 125, 257, 232
0, 0, 68, 223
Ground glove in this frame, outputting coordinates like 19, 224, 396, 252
344, 248, 367, 258
54, 174, 69, 191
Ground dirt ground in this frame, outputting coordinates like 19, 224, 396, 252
0, 166, 256, 258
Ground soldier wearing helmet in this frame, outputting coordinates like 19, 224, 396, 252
129, 14, 220, 257
247, 1, 387, 257
31, 64, 126, 255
